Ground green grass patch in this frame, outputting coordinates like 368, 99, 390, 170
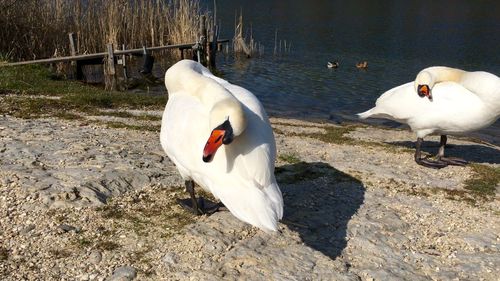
464, 164, 499, 199
278, 153, 301, 164
272, 123, 359, 145
0, 65, 167, 119
104, 121, 160, 132
310, 126, 358, 145
275, 161, 354, 184
274, 122, 414, 155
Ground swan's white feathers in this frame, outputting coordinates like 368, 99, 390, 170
359, 67, 500, 139
160, 60, 283, 232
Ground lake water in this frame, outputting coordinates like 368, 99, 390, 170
203, 0, 500, 144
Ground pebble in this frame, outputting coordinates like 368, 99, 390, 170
162, 252, 178, 266
19, 224, 36, 235
107, 266, 137, 281
89, 250, 102, 264
57, 224, 81, 233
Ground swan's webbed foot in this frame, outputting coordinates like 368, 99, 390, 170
437, 156, 468, 166
415, 137, 448, 169
177, 197, 226, 215
415, 156, 448, 169
435, 135, 468, 166
177, 180, 226, 215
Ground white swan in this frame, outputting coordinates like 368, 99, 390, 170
160, 60, 283, 232
358, 66, 500, 168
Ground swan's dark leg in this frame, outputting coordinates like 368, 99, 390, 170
436, 135, 468, 166
177, 180, 226, 215
414, 137, 448, 169
177, 180, 202, 215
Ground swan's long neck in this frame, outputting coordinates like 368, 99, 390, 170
416, 66, 466, 88
165, 62, 233, 108
165, 61, 247, 135
417, 66, 500, 118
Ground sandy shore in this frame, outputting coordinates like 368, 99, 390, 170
0, 112, 499, 280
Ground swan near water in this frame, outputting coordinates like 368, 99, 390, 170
359, 66, 500, 168
160, 60, 283, 232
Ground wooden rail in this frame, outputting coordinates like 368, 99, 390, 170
2, 40, 229, 67
2, 15, 227, 91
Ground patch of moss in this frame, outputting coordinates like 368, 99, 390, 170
278, 153, 301, 164
442, 189, 477, 205
310, 126, 358, 145
104, 121, 160, 132
63, 91, 166, 110
55, 111, 84, 120
275, 161, 353, 184
135, 114, 162, 121
464, 164, 499, 199
0, 65, 167, 119
273, 121, 415, 155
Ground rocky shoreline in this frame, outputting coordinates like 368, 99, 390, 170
0, 113, 499, 280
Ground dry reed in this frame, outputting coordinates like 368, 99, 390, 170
232, 10, 263, 57
0, 0, 210, 61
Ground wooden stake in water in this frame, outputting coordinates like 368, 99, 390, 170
274, 29, 278, 56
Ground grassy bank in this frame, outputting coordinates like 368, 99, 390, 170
0, 65, 166, 127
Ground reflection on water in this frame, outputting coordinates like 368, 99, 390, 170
133, 1, 498, 144
204, 0, 499, 144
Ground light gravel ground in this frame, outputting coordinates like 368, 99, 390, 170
0, 114, 499, 280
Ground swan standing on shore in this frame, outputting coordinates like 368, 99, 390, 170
160, 60, 283, 232
358, 66, 500, 168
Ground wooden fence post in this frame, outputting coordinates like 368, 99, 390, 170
104, 43, 117, 91
208, 22, 218, 70
198, 15, 207, 66
207, 0, 218, 70
68, 33, 83, 79
121, 44, 128, 80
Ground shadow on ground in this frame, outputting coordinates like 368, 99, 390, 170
276, 162, 365, 259
390, 140, 500, 164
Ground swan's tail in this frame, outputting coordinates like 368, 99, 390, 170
211, 180, 283, 233
357, 108, 375, 119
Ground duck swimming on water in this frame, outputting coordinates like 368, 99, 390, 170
356, 61, 368, 69
327, 61, 339, 68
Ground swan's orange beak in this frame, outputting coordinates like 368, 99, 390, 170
417, 84, 432, 100
202, 129, 225, 163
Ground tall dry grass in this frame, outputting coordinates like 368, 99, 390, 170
0, 0, 210, 61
